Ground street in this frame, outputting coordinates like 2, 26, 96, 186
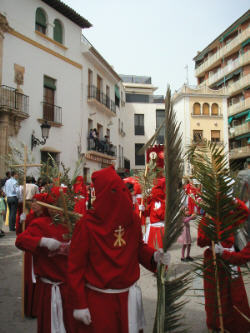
0, 223, 249, 333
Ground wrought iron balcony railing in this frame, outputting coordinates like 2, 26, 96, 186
42, 102, 62, 124
87, 137, 117, 157
87, 85, 116, 114
0, 85, 29, 115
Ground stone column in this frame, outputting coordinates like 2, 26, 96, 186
0, 14, 10, 177
0, 13, 10, 85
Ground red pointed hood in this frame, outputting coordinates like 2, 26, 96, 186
87, 166, 133, 235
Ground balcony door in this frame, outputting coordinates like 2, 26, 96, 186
97, 75, 102, 102
43, 76, 56, 122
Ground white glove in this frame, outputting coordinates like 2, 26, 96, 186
40, 237, 62, 251
154, 249, 171, 266
214, 243, 224, 255
73, 308, 92, 325
20, 213, 26, 222
139, 204, 145, 211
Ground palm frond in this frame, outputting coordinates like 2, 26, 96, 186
154, 86, 188, 333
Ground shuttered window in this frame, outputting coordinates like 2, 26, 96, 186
211, 130, 220, 142
53, 19, 63, 44
35, 8, 46, 34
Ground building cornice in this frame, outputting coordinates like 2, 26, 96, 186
9, 29, 82, 69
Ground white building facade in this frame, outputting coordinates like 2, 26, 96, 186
0, 0, 127, 181
120, 75, 165, 171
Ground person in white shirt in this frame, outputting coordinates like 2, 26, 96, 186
4, 171, 19, 231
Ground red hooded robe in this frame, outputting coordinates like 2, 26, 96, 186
68, 166, 156, 333
197, 199, 250, 333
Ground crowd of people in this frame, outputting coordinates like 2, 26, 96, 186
88, 129, 115, 156
1, 166, 249, 333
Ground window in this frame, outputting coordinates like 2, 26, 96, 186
53, 19, 63, 44
35, 8, 47, 34
211, 103, 219, 116
202, 103, 209, 115
134, 114, 144, 135
115, 85, 120, 107
156, 109, 165, 144
41, 151, 60, 166
97, 75, 102, 101
106, 85, 110, 108
43, 76, 56, 122
88, 69, 93, 97
126, 93, 149, 103
211, 130, 220, 142
193, 130, 203, 143
193, 103, 201, 115
135, 144, 145, 166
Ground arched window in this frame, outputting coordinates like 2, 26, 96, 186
53, 19, 63, 44
193, 102, 201, 115
202, 103, 209, 115
211, 103, 219, 116
35, 8, 47, 34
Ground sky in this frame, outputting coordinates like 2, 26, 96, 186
64, 0, 249, 95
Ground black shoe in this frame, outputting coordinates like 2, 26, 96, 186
181, 258, 187, 262
0, 230, 5, 237
186, 256, 194, 261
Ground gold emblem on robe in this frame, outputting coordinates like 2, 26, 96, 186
113, 225, 126, 247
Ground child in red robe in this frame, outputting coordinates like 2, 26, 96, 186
15, 193, 75, 333
143, 181, 165, 249
68, 166, 170, 333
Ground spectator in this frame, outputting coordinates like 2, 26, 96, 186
4, 171, 19, 231
0, 188, 6, 236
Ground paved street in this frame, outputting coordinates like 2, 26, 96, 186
0, 223, 249, 333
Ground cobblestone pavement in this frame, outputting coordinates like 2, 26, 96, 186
0, 223, 249, 333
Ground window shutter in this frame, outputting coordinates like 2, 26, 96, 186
36, 8, 46, 28
53, 19, 63, 44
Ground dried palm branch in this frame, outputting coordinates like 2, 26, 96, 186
154, 86, 187, 333
186, 140, 248, 332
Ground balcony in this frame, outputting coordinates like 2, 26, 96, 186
195, 27, 250, 77
40, 102, 62, 126
85, 137, 116, 164
204, 51, 249, 87
87, 85, 116, 116
226, 74, 250, 95
229, 122, 250, 139
0, 85, 29, 117
229, 146, 250, 160
228, 98, 250, 117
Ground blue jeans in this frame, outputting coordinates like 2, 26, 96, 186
7, 196, 18, 231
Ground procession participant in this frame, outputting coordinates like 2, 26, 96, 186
197, 198, 250, 333
143, 180, 166, 249
4, 171, 19, 231
15, 192, 74, 333
68, 166, 170, 333
73, 176, 87, 216
17, 193, 52, 318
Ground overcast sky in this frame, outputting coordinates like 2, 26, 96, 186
64, 0, 249, 95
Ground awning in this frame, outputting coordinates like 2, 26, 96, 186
219, 13, 250, 42
44, 76, 56, 90
215, 68, 242, 87
242, 38, 250, 48
246, 111, 250, 122
40, 146, 61, 153
115, 85, 120, 99
228, 116, 234, 124
234, 109, 250, 119
235, 133, 250, 140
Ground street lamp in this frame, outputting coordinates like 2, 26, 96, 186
31, 121, 51, 150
